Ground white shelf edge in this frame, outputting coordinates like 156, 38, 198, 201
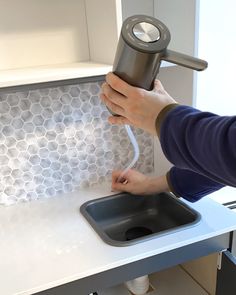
0, 61, 174, 89
0, 62, 113, 88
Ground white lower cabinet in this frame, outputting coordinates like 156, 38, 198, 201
98, 265, 208, 295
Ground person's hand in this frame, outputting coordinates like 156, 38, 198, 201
100, 72, 176, 135
112, 169, 170, 195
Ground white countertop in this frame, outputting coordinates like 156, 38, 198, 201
1, 183, 236, 295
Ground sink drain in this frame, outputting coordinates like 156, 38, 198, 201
125, 226, 153, 241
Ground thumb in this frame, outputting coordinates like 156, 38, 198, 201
108, 116, 131, 126
153, 79, 165, 92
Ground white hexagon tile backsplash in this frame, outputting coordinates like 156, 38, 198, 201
0, 82, 154, 205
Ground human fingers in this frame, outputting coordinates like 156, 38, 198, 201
112, 170, 123, 184
112, 169, 135, 183
112, 171, 129, 192
112, 181, 130, 192
101, 82, 126, 108
106, 72, 135, 97
113, 170, 134, 184
108, 115, 131, 126
112, 171, 127, 191
153, 79, 165, 92
100, 93, 125, 116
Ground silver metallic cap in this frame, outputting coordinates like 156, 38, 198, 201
132, 22, 160, 43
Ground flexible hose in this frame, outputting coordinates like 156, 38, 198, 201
117, 125, 140, 183
117, 127, 150, 294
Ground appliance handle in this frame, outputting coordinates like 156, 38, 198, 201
161, 49, 208, 71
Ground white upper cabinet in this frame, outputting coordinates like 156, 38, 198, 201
121, 0, 154, 19
0, 0, 196, 88
154, 0, 198, 56
0, 0, 122, 88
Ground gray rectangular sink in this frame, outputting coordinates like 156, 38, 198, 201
80, 192, 201, 246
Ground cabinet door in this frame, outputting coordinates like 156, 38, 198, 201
122, 0, 198, 54
216, 252, 236, 295
154, 0, 198, 55
121, 0, 154, 20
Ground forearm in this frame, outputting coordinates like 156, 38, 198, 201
147, 174, 170, 195
156, 105, 236, 187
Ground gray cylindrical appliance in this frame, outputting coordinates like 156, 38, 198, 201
113, 15, 208, 91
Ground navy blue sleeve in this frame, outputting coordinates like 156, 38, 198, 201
167, 167, 225, 202
159, 105, 236, 201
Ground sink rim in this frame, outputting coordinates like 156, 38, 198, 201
80, 192, 201, 247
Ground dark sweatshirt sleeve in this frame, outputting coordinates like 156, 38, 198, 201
157, 105, 236, 201
167, 167, 225, 202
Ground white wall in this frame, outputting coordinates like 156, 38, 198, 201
196, 0, 236, 114
196, 0, 236, 203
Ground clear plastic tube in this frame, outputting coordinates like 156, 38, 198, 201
117, 125, 140, 183
118, 127, 149, 294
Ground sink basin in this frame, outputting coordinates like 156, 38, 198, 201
80, 192, 201, 246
